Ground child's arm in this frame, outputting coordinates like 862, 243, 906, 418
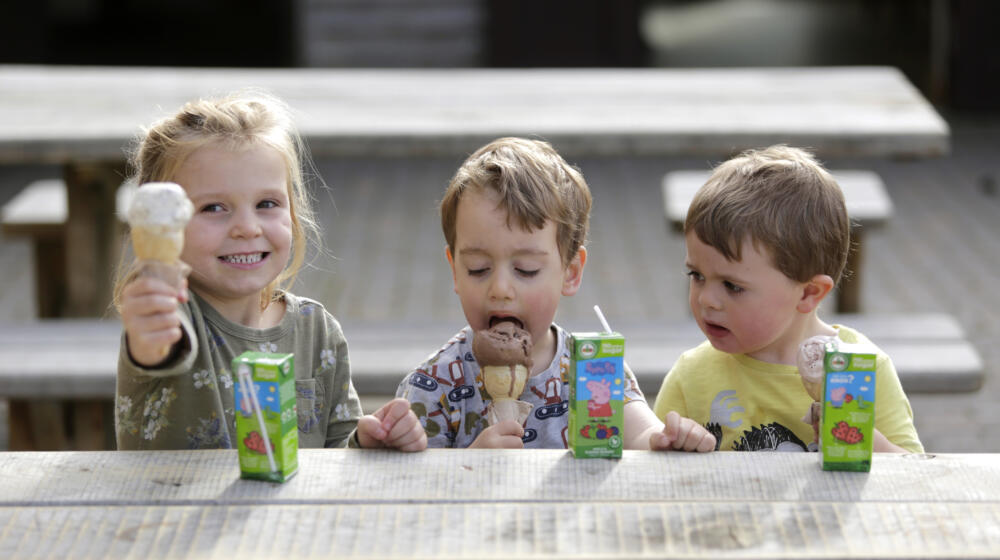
624, 401, 716, 452
120, 275, 188, 367
356, 398, 427, 452
872, 429, 908, 452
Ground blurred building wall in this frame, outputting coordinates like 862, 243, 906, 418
0, 0, 996, 110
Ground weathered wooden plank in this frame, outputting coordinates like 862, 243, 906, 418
2, 450, 999, 506
1, 450, 999, 558
2, 502, 999, 558
663, 169, 894, 226
0, 66, 949, 161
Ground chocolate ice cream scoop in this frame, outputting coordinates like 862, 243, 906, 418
473, 322, 534, 425
472, 321, 533, 370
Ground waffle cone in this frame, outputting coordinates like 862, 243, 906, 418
486, 398, 533, 425
482, 365, 528, 400
131, 226, 184, 263
482, 364, 532, 425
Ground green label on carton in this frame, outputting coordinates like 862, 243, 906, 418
568, 332, 625, 459
821, 342, 876, 472
234, 352, 298, 483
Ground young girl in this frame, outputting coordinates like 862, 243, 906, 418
114, 90, 426, 452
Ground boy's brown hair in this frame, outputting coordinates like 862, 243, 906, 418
685, 145, 851, 284
440, 137, 591, 266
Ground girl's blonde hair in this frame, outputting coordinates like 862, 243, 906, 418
113, 90, 321, 311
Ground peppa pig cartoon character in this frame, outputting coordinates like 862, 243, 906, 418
586, 379, 613, 417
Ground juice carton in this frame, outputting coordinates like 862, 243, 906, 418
234, 352, 298, 482
568, 332, 625, 458
821, 340, 876, 472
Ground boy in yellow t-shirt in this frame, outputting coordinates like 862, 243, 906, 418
653, 146, 923, 453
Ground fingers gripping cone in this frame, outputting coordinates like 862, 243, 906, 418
126, 182, 194, 357
473, 322, 534, 425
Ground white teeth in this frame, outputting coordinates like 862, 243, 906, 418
222, 253, 263, 265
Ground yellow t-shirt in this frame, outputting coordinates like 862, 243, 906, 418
652, 325, 923, 453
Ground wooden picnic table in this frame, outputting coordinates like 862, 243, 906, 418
0, 449, 997, 558
0, 64, 948, 317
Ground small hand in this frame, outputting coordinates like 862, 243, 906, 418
356, 398, 427, 452
650, 411, 716, 453
470, 421, 525, 449
120, 275, 188, 367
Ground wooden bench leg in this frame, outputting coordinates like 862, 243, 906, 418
8, 399, 72, 451
7, 399, 113, 450
64, 161, 127, 318
838, 228, 864, 313
33, 237, 67, 319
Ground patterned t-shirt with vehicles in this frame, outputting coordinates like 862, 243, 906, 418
396, 324, 645, 448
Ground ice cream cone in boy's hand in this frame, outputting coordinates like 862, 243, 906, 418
126, 182, 194, 355
797, 335, 834, 427
474, 321, 534, 425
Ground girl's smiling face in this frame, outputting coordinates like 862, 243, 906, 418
685, 231, 808, 363
175, 143, 292, 319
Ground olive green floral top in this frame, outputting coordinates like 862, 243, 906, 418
116, 291, 362, 450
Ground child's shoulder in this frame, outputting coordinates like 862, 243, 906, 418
281, 292, 345, 334
831, 324, 885, 353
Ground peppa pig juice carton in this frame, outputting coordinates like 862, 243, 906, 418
821, 340, 876, 472
234, 352, 298, 482
568, 332, 625, 458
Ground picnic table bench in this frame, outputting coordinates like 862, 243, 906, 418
0, 313, 981, 449
1, 179, 133, 318
662, 169, 893, 313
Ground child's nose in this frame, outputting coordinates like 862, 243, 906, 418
488, 270, 514, 301
697, 285, 722, 310
230, 208, 262, 238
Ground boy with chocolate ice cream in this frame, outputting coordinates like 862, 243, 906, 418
396, 137, 715, 451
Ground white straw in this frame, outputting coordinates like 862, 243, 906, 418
238, 364, 278, 473
593, 305, 613, 333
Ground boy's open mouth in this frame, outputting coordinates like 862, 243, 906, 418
704, 320, 730, 336
489, 316, 524, 330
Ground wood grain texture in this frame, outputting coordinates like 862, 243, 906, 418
0, 66, 948, 161
0, 450, 998, 558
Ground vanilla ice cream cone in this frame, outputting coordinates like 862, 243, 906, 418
126, 182, 194, 357
130, 225, 185, 263
127, 182, 193, 285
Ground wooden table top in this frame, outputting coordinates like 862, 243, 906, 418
1, 449, 997, 558
0, 65, 949, 160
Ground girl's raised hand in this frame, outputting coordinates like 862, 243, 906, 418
120, 275, 188, 367
356, 397, 427, 452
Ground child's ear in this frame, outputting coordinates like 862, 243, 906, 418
562, 246, 587, 296
796, 274, 835, 313
446, 245, 458, 293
